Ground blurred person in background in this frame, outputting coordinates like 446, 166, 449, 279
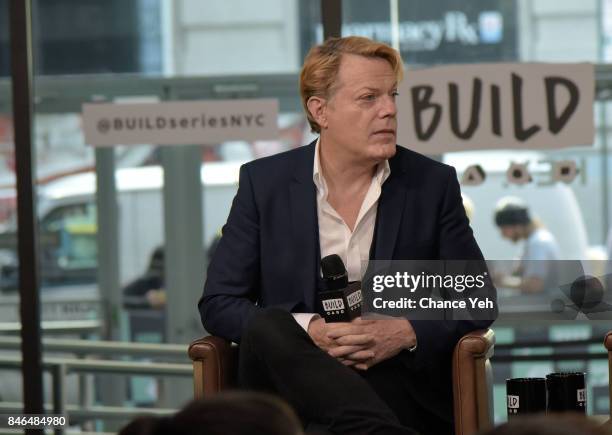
493, 197, 561, 294
118, 392, 304, 435
462, 193, 475, 222
122, 246, 166, 405
123, 246, 166, 310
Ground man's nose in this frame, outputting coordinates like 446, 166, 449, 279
380, 95, 397, 118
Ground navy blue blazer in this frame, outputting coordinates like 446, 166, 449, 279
200, 141, 494, 364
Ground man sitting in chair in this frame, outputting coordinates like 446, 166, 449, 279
199, 36, 496, 435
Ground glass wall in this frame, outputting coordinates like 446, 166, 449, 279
0, 0, 610, 430
0, 0, 21, 414
0, 0, 322, 431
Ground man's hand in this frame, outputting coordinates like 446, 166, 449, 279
307, 317, 376, 366
307, 317, 337, 352
327, 317, 416, 370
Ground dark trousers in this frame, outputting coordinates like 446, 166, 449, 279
238, 308, 453, 435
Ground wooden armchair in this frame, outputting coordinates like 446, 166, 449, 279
188, 329, 495, 435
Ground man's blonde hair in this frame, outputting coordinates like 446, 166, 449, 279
299, 36, 404, 133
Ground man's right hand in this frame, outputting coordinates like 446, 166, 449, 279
307, 317, 337, 351
307, 317, 375, 366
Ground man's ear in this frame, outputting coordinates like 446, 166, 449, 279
306, 96, 328, 130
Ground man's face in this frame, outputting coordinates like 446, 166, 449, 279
322, 54, 398, 163
500, 225, 524, 243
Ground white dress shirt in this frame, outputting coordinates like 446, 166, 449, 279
293, 139, 390, 331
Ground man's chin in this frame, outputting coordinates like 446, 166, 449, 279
380, 143, 397, 159
360, 142, 396, 164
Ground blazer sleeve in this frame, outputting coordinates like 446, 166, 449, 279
198, 164, 262, 343
409, 166, 498, 370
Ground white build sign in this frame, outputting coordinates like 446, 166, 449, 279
82, 99, 278, 146
397, 63, 595, 153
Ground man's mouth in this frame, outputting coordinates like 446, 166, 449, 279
373, 129, 396, 135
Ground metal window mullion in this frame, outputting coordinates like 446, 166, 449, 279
321, 0, 342, 39
9, 0, 45, 420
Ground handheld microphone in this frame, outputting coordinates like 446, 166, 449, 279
319, 254, 362, 322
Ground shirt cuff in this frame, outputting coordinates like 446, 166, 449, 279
292, 313, 320, 332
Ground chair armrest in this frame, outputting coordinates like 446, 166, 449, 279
188, 336, 233, 362
453, 329, 495, 435
188, 336, 237, 398
605, 331, 612, 351
455, 329, 495, 359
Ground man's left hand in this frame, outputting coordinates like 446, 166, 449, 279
326, 317, 416, 370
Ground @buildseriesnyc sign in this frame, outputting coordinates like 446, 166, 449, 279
82, 99, 278, 146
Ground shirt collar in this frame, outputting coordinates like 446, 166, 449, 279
312, 138, 391, 197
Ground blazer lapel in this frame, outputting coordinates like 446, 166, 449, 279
372, 150, 410, 260
289, 142, 319, 310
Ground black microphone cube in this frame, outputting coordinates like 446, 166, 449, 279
319, 281, 362, 322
